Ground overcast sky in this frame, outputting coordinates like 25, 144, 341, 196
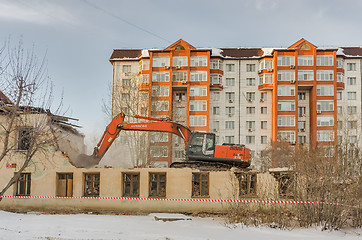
1, 0, 362, 146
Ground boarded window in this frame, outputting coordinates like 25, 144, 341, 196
123, 173, 139, 197
15, 173, 31, 196
57, 173, 73, 197
84, 173, 100, 197
149, 173, 166, 197
192, 172, 209, 197
18, 127, 33, 150
237, 173, 257, 196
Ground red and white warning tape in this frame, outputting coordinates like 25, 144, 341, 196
1, 195, 360, 209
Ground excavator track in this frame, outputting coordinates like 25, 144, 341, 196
170, 161, 245, 171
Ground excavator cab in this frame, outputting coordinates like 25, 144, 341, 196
186, 132, 215, 161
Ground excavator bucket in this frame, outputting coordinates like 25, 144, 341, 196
70, 153, 101, 168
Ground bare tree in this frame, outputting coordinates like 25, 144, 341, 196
103, 72, 149, 167
0, 39, 67, 200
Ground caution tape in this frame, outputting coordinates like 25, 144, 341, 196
0, 195, 360, 209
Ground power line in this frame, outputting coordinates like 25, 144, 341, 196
81, 0, 171, 44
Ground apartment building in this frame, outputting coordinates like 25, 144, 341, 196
109, 39, 362, 168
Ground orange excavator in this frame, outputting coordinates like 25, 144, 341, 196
75, 113, 251, 168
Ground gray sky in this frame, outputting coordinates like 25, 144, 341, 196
1, 0, 362, 145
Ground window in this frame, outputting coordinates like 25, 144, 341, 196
149, 173, 166, 197
84, 173, 100, 197
246, 64, 255, 72
121, 93, 130, 101
210, 74, 222, 84
152, 57, 170, 67
122, 65, 131, 73
246, 78, 255, 86
278, 115, 295, 126
225, 136, 235, 144
259, 74, 273, 84
151, 101, 169, 112
261, 92, 267, 101
225, 78, 235, 86
317, 130, 334, 142
142, 60, 150, 70
192, 173, 209, 197
348, 136, 357, 144
190, 100, 207, 111
278, 131, 295, 142
246, 107, 255, 114
317, 70, 333, 81
261, 136, 268, 144
317, 116, 334, 126
316, 85, 334, 96
237, 173, 257, 196
57, 173, 73, 197
225, 121, 235, 130
348, 92, 357, 100
152, 72, 170, 82
272, 172, 295, 198
261, 121, 267, 129
337, 91, 342, 100
226, 107, 235, 115
259, 59, 272, 70
123, 173, 139, 197
278, 71, 295, 81
347, 63, 356, 71
212, 106, 220, 115
337, 73, 344, 82
189, 115, 207, 127
172, 71, 187, 82
298, 55, 313, 66
337, 106, 342, 114
213, 92, 220, 101
278, 101, 295, 111
316, 55, 333, 66
246, 121, 255, 130
18, 127, 33, 150
226, 64, 235, 72
150, 132, 168, 143
298, 70, 314, 81
298, 92, 306, 100
190, 56, 207, 67
15, 173, 31, 196
298, 121, 306, 130
122, 79, 130, 87
213, 121, 220, 131
190, 71, 207, 81
317, 101, 334, 111
142, 74, 149, 83
150, 146, 168, 158
347, 106, 357, 114
210, 59, 223, 70
173, 56, 188, 66
298, 136, 306, 144
261, 107, 267, 114
152, 86, 169, 97
347, 121, 357, 129
347, 77, 356, 85
337, 121, 342, 130
190, 86, 207, 97
246, 136, 255, 144
337, 58, 344, 68
175, 150, 185, 159
246, 92, 255, 101
278, 85, 295, 96
226, 92, 236, 102
277, 56, 294, 66
298, 107, 306, 117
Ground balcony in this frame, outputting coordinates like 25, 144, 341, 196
337, 81, 345, 90
138, 83, 150, 91
210, 83, 223, 90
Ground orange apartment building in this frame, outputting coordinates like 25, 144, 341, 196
110, 39, 362, 168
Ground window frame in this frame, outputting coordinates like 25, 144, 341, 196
149, 172, 166, 198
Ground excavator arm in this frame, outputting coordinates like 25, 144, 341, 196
93, 112, 192, 160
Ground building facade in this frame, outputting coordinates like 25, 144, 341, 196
110, 39, 362, 168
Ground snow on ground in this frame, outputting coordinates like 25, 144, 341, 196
0, 210, 360, 240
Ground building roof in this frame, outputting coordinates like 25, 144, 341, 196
219, 48, 264, 59
0, 90, 12, 105
110, 49, 142, 60
340, 47, 362, 58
